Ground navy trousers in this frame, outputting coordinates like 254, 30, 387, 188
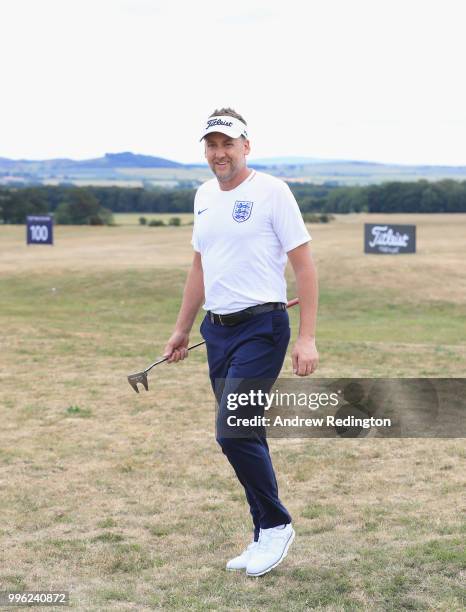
200, 308, 292, 541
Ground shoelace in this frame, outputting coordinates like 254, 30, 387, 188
257, 528, 287, 550
242, 542, 258, 554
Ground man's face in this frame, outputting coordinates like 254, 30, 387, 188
204, 132, 250, 184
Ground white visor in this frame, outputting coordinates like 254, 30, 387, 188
200, 115, 248, 142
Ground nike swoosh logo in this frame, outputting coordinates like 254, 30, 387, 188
197, 208, 208, 215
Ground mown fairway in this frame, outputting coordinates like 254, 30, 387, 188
0, 214, 465, 610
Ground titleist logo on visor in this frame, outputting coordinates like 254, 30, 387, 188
206, 118, 234, 128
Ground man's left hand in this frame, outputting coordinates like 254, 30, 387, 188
291, 337, 319, 376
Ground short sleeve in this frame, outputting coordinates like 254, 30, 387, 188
271, 181, 312, 253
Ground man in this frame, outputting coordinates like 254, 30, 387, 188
163, 108, 319, 577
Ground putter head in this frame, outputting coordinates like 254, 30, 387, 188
127, 371, 149, 393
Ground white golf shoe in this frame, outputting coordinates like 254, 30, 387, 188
226, 541, 259, 571
246, 523, 295, 577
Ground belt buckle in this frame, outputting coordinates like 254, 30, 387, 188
218, 314, 225, 326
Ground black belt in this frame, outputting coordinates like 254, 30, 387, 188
207, 302, 286, 326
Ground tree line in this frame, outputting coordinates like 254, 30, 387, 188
289, 180, 466, 214
1, 180, 466, 224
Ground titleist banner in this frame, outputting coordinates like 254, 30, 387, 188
364, 223, 416, 254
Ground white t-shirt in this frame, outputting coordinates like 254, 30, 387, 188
191, 170, 311, 314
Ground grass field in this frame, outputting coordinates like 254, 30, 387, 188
0, 214, 465, 610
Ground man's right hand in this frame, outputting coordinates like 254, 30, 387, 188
163, 330, 190, 363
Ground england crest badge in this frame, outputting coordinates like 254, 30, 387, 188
232, 200, 253, 223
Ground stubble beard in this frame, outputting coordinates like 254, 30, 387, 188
211, 157, 246, 183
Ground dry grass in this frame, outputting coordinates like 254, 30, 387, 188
0, 214, 465, 610
2, 213, 465, 303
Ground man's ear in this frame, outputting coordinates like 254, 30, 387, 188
243, 138, 251, 156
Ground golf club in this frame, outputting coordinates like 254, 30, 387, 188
127, 297, 300, 393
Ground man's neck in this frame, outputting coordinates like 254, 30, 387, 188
217, 166, 252, 191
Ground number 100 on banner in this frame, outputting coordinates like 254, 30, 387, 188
26, 215, 53, 245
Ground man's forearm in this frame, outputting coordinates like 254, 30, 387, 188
295, 258, 318, 339
174, 255, 205, 334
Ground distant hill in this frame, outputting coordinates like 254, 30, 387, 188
94, 152, 182, 168
0, 152, 182, 172
1, 152, 466, 187
249, 156, 336, 165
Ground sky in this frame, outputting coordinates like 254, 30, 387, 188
1, 0, 465, 165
